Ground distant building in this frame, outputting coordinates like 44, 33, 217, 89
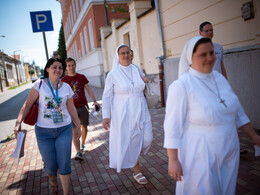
58, 0, 130, 87
0, 51, 26, 89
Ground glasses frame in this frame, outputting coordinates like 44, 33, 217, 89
201, 29, 214, 33
118, 51, 130, 56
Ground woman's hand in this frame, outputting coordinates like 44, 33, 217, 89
14, 125, 22, 139
102, 118, 110, 130
75, 126, 81, 139
168, 159, 183, 181
252, 135, 260, 146
239, 123, 260, 146
142, 76, 149, 83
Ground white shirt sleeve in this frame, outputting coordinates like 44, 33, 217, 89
32, 79, 42, 91
164, 80, 187, 149
64, 82, 74, 99
102, 73, 114, 119
235, 101, 250, 129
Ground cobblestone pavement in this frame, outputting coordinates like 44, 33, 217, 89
0, 87, 259, 194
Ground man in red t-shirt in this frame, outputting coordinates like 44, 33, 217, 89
62, 57, 99, 160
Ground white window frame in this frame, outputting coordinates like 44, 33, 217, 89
72, 0, 77, 21
83, 26, 89, 53
70, 6, 74, 23
75, 42, 78, 60
75, 0, 79, 15
80, 32, 85, 56
88, 19, 95, 50
80, 0, 83, 8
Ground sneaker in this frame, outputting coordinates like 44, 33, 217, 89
74, 152, 83, 161
81, 144, 88, 151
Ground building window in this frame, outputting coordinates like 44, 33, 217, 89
75, 42, 78, 60
0, 65, 4, 78
70, 6, 74, 23
80, 32, 85, 56
88, 19, 95, 50
75, 0, 79, 15
123, 33, 130, 48
83, 26, 89, 53
7, 64, 14, 79
78, 49, 81, 59
72, 0, 77, 21
80, 0, 83, 8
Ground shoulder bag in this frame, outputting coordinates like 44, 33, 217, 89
133, 65, 159, 108
24, 80, 42, 125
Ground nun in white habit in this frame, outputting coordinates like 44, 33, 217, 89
102, 44, 153, 184
164, 36, 260, 195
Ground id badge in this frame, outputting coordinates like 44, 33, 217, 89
52, 109, 64, 123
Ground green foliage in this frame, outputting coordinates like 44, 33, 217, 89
58, 20, 67, 61
8, 81, 30, 90
29, 69, 35, 75
105, 4, 128, 13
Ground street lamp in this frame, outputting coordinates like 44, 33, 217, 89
13, 49, 21, 86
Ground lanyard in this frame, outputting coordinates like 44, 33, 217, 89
47, 78, 60, 106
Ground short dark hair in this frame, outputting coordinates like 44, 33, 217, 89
65, 57, 76, 65
199, 21, 212, 31
43, 57, 66, 78
192, 37, 213, 54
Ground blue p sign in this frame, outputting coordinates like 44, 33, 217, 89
30, 11, 54, 33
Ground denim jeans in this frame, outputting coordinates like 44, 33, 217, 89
35, 123, 72, 175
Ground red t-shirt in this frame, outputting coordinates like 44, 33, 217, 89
62, 73, 89, 107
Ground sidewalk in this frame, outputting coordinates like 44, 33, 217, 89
0, 87, 259, 194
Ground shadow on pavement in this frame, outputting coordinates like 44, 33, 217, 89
0, 89, 30, 122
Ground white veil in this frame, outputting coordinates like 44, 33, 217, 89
178, 36, 204, 77
112, 44, 129, 70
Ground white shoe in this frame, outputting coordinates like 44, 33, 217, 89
81, 144, 88, 151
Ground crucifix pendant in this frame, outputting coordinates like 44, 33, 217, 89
220, 99, 227, 108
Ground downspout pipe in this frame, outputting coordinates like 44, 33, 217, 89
104, 0, 109, 26
155, 0, 165, 107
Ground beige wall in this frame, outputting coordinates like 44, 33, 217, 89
139, 11, 161, 74
101, 1, 161, 75
106, 32, 116, 71
161, 0, 260, 58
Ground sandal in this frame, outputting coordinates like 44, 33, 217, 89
240, 149, 248, 155
47, 174, 58, 192
133, 172, 148, 185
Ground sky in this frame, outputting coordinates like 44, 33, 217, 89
0, 0, 62, 68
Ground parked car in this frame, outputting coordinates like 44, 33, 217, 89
32, 77, 38, 83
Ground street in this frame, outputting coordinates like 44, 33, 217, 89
0, 83, 32, 145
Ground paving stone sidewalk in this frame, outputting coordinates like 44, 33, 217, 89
0, 87, 259, 194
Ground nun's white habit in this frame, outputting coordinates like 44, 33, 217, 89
164, 37, 249, 195
102, 45, 153, 173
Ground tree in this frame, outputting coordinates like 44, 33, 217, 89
58, 20, 67, 61
29, 69, 35, 78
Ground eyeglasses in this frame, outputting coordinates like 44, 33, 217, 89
201, 29, 214, 33
119, 51, 130, 55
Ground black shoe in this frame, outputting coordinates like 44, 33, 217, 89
74, 152, 83, 161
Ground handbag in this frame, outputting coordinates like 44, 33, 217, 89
133, 65, 159, 108
24, 80, 42, 125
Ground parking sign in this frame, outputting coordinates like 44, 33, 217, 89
30, 11, 54, 33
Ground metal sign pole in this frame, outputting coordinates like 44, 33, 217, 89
42, 32, 49, 61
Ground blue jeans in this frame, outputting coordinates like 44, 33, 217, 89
35, 123, 72, 175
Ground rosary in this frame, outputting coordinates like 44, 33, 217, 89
120, 66, 134, 86
197, 74, 227, 108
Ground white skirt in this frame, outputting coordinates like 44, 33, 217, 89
176, 124, 239, 195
